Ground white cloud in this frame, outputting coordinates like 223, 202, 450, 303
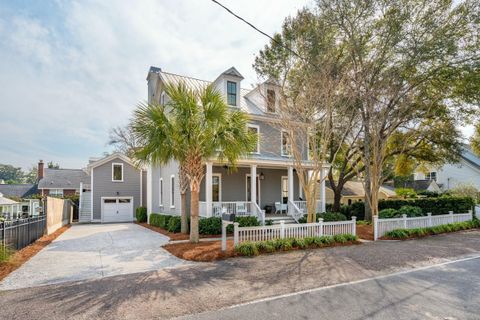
0, 0, 311, 169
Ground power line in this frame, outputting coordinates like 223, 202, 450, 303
210, 0, 316, 68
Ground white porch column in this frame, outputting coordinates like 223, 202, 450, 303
206, 162, 213, 217
320, 167, 326, 213
250, 164, 257, 205
288, 166, 294, 205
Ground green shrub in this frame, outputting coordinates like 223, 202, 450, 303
384, 220, 480, 239
299, 212, 348, 223
149, 213, 173, 229
135, 207, 147, 223
397, 205, 423, 217
395, 188, 417, 199
265, 220, 273, 226
199, 217, 222, 235
379, 208, 398, 219
167, 216, 182, 233
236, 242, 259, 256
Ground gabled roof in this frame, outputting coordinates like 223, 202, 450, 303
459, 146, 480, 171
153, 68, 267, 116
0, 184, 38, 198
0, 193, 19, 205
220, 67, 244, 79
399, 180, 439, 192
38, 168, 90, 190
87, 153, 138, 171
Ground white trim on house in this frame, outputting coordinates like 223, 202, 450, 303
159, 178, 163, 206
90, 168, 94, 221
170, 174, 175, 208
245, 173, 261, 205
112, 163, 124, 182
247, 123, 260, 154
87, 152, 137, 171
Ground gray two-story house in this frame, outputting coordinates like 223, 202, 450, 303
145, 66, 328, 223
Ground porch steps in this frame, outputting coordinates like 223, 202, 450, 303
79, 191, 92, 223
265, 216, 297, 225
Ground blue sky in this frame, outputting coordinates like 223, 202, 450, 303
0, 0, 310, 170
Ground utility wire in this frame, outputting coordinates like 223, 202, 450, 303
210, 0, 317, 69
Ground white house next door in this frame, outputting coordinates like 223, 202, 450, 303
102, 197, 133, 223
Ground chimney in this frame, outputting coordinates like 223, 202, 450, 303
38, 160, 44, 181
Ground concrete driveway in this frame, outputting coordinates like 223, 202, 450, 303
0, 223, 187, 290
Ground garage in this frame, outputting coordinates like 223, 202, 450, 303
101, 197, 134, 223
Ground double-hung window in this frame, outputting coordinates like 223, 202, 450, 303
227, 81, 237, 106
49, 189, 63, 197
426, 172, 437, 181
281, 130, 292, 156
247, 124, 260, 154
170, 175, 175, 208
159, 178, 163, 206
112, 163, 123, 182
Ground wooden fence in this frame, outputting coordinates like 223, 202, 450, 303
233, 217, 356, 245
374, 211, 473, 240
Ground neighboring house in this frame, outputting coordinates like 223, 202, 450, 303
78, 153, 144, 223
325, 181, 398, 206
414, 146, 480, 191
37, 160, 90, 197
397, 179, 442, 193
145, 66, 328, 222
0, 183, 38, 199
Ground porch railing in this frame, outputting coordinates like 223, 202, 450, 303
199, 201, 265, 224
288, 200, 304, 223
293, 200, 323, 214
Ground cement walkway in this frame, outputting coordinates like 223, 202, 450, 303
0, 223, 187, 290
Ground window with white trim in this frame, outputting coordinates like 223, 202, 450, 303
170, 175, 175, 208
266, 89, 276, 113
112, 163, 123, 182
49, 189, 64, 197
160, 92, 166, 105
281, 130, 291, 156
159, 178, 163, 206
227, 81, 237, 106
426, 172, 437, 181
247, 124, 260, 154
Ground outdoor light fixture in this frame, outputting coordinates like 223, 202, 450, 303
260, 172, 265, 180
116, 191, 119, 195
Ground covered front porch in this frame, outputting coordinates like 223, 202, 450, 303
198, 161, 327, 222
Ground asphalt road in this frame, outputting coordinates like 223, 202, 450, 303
1, 230, 480, 320
181, 255, 480, 320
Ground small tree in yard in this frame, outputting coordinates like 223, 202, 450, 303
132, 82, 256, 243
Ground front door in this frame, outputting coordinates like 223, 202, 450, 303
246, 174, 260, 205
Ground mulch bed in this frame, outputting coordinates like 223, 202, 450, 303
163, 240, 237, 261
356, 224, 374, 241
0, 225, 70, 281
163, 239, 362, 262
136, 222, 222, 241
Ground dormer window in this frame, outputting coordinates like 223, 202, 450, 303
227, 81, 237, 106
267, 89, 276, 113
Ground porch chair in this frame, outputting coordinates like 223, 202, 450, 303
274, 202, 287, 214
236, 202, 247, 216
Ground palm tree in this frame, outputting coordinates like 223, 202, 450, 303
132, 82, 256, 242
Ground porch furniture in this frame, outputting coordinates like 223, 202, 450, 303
274, 202, 287, 214
236, 202, 247, 215
264, 205, 273, 214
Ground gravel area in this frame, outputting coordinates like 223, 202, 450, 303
0, 230, 479, 320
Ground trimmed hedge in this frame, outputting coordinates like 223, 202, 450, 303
379, 206, 423, 219
298, 212, 348, 223
341, 196, 475, 220
149, 214, 260, 235
383, 219, 480, 239
136, 207, 147, 223
235, 234, 358, 256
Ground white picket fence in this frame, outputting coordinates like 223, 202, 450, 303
233, 217, 356, 245
374, 211, 473, 241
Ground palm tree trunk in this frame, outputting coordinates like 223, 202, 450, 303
189, 190, 199, 243
181, 192, 188, 234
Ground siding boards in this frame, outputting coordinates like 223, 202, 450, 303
92, 158, 141, 220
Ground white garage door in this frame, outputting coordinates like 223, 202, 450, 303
102, 198, 133, 223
